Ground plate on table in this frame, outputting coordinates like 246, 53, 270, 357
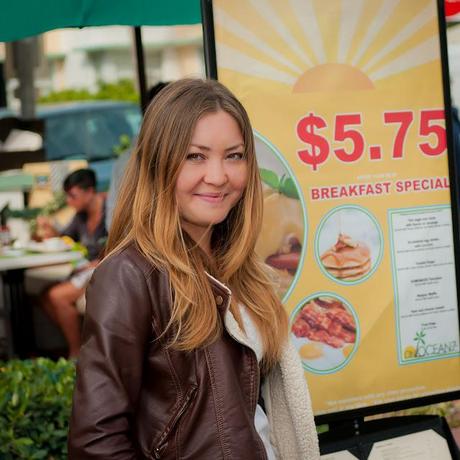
1, 248, 25, 257
27, 239, 71, 253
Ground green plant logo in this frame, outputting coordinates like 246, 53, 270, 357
403, 328, 425, 360
404, 328, 459, 361
414, 329, 426, 354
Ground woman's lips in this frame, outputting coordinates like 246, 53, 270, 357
194, 193, 227, 203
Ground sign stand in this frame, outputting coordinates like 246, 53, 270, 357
319, 415, 459, 459
202, 0, 460, 450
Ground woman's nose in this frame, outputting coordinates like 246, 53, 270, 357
204, 160, 228, 185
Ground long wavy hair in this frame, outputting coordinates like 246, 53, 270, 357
107, 78, 288, 370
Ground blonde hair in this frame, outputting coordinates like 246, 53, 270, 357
107, 78, 288, 370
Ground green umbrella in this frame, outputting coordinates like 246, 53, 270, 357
0, 0, 201, 42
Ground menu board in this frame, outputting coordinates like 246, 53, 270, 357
203, 0, 460, 417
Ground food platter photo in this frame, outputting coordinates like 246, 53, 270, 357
254, 132, 307, 301
290, 292, 360, 374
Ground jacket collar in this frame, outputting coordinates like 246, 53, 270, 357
205, 272, 258, 354
205, 272, 232, 313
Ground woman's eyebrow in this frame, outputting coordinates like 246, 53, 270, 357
189, 143, 245, 151
225, 143, 244, 151
190, 143, 210, 151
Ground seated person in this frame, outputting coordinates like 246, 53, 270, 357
37, 168, 107, 358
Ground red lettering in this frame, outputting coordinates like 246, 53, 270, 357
419, 109, 446, 156
334, 114, 365, 162
384, 111, 414, 159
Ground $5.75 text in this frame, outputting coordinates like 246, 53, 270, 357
296, 109, 446, 171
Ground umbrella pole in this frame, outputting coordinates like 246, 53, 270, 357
133, 26, 148, 113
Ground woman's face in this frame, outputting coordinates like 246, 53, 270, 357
175, 110, 248, 240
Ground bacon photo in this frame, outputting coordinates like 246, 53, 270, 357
292, 297, 356, 349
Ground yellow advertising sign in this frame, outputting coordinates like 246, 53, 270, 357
209, 0, 460, 416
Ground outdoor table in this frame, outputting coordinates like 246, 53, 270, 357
0, 250, 83, 359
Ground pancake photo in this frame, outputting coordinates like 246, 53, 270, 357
290, 294, 359, 373
315, 206, 382, 285
321, 233, 371, 281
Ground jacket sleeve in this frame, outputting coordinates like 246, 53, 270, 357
68, 252, 155, 459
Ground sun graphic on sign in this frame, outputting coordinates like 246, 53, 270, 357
213, 0, 439, 92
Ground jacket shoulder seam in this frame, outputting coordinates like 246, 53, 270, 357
105, 245, 158, 280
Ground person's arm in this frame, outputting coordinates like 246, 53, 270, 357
71, 258, 100, 274
68, 251, 155, 459
35, 216, 59, 239
60, 214, 80, 241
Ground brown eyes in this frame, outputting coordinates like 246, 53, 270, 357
185, 152, 245, 161
227, 152, 245, 160
186, 153, 204, 161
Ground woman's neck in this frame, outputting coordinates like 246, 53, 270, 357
181, 222, 213, 258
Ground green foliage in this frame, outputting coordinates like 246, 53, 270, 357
0, 358, 76, 459
8, 192, 66, 223
38, 192, 67, 217
68, 241, 89, 260
113, 134, 132, 157
28, 191, 67, 236
6, 207, 41, 220
95, 80, 139, 103
259, 168, 300, 199
362, 401, 460, 432
316, 424, 329, 434
400, 402, 459, 427
37, 88, 92, 104
38, 79, 139, 104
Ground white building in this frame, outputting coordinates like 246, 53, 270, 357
40, 25, 204, 94
0, 24, 205, 105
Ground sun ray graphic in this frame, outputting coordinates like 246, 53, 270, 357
337, 0, 365, 63
289, 0, 326, 64
249, 0, 313, 67
214, 8, 303, 73
214, 0, 439, 93
369, 36, 439, 81
362, 3, 435, 72
218, 43, 297, 85
350, 0, 400, 66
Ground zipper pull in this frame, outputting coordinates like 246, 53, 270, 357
153, 442, 167, 459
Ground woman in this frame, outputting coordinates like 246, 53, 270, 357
68, 79, 319, 459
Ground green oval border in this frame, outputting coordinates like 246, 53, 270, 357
254, 130, 307, 303
314, 204, 383, 286
290, 291, 360, 375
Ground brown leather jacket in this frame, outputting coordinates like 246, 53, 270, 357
68, 244, 271, 459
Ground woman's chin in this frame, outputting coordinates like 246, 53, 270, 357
182, 212, 230, 230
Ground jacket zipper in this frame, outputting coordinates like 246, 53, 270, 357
152, 385, 198, 459
213, 284, 268, 460
223, 314, 267, 460
250, 351, 267, 460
